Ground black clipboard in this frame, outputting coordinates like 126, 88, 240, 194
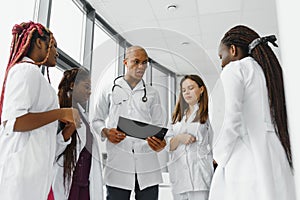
116, 116, 168, 140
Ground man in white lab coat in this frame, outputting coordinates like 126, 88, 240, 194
92, 46, 166, 200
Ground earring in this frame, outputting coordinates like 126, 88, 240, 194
67, 88, 73, 98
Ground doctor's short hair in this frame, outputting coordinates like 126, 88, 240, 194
124, 45, 148, 60
172, 74, 208, 124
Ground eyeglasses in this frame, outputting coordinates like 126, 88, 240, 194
130, 59, 148, 66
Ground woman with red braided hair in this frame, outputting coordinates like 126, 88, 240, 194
209, 25, 296, 200
0, 21, 80, 200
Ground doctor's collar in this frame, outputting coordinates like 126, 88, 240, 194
115, 76, 146, 90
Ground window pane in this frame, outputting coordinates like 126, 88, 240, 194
152, 66, 171, 173
50, 0, 86, 64
0, 0, 36, 93
152, 67, 169, 125
48, 67, 64, 95
90, 23, 119, 154
93, 23, 111, 50
91, 24, 119, 102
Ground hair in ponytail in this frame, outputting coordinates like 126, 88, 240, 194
221, 25, 292, 168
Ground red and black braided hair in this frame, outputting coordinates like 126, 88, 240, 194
0, 21, 54, 123
221, 25, 293, 168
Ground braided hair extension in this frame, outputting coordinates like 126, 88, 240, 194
57, 68, 90, 191
172, 75, 208, 124
0, 21, 53, 123
221, 25, 292, 168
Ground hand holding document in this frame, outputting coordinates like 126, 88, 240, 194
116, 116, 168, 140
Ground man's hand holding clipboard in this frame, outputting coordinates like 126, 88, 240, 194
116, 116, 167, 152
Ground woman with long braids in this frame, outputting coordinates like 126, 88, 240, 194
209, 25, 296, 200
0, 21, 80, 199
52, 68, 103, 200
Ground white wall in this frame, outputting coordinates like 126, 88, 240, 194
276, 1, 300, 199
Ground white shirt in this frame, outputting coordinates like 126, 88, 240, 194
92, 77, 164, 190
0, 57, 61, 200
166, 104, 214, 194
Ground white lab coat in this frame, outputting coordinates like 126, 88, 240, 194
92, 77, 164, 190
52, 104, 103, 200
166, 104, 214, 197
209, 57, 296, 200
0, 58, 61, 200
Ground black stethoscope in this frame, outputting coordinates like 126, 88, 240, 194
112, 75, 147, 102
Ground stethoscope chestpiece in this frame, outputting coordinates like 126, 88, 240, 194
142, 96, 147, 102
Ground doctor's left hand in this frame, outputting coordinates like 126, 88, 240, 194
146, 137, 166, 152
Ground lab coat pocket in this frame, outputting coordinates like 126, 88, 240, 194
225, 138, 256, 183
167, 148, 184, 184
167, 160, 178, 185
1, 134, 32, 183
106, 142, 134, 173
0, 128, 30, 166
197, 157, 214, 188
169, 146, 185, 164
106, 143, 119, 162
240, 134, 251, 152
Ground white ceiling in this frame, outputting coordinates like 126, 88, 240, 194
88, 0, 279, 86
